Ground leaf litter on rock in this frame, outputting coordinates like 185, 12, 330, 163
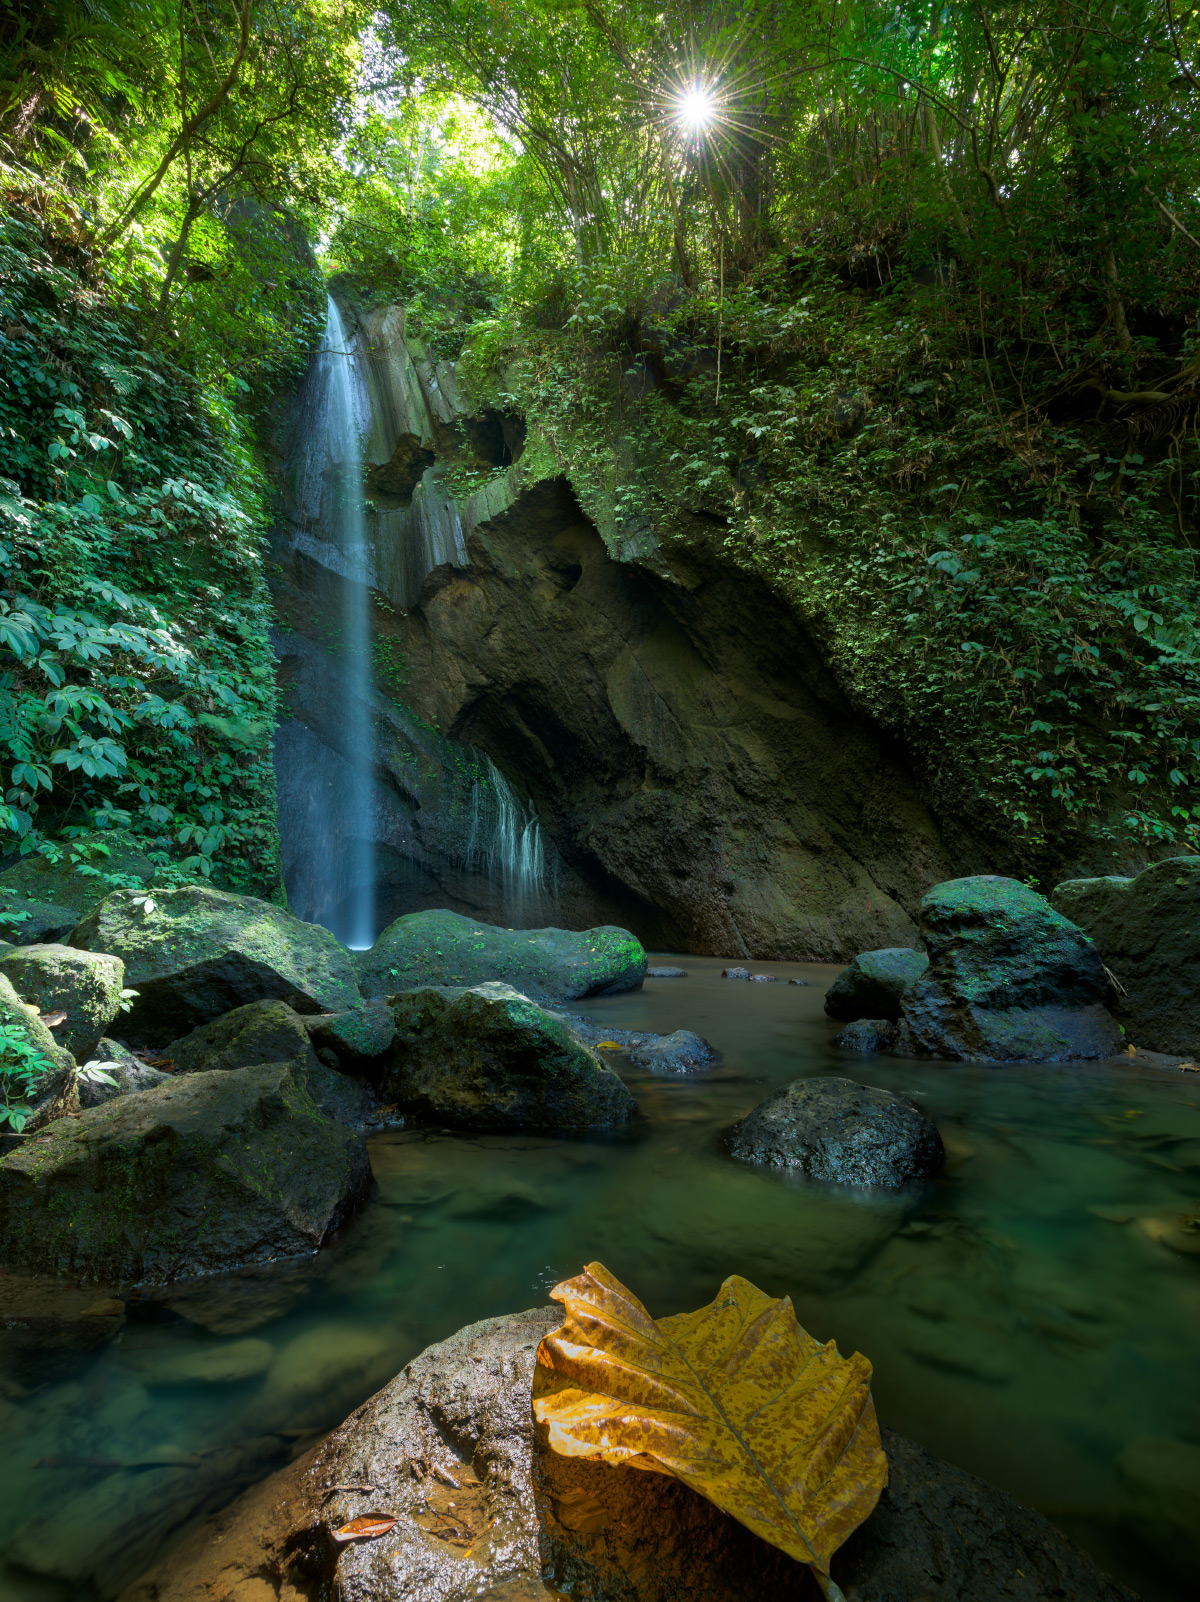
331, 1514, 398, 1542
533, 1261, 887, 1601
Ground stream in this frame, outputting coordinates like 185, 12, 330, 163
1, 957, 1198, 1600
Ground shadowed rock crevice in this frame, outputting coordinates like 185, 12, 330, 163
390, 477, 981, 958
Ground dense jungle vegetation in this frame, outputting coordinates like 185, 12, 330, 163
1, 0, 1199, 888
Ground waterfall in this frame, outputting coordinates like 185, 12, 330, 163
278, 296, 376, 949
467, 755, 553, 923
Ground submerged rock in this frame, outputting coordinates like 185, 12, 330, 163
834, 1018, 898, 1053
628, 1029, 716, 1074
824, 947, 928, 1022
68, 886, 361, 1044
0, 1274, 126, 1352
1052, 858, 1200, 1056
897, 876, 1122, 1063
122, 1306, 1139, 1602
165, 999, 376, 1126
647, 965, 688, 978
0, 942, 125, 1061
0, 1061, 370, 1282
356, 908, 647, 1003
727, 1076, 943, 1187
384, 982, 636, 1129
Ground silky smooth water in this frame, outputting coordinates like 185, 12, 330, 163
467, 754, 553, 925
2, 960, 1198, 1599
278, 295, 376, 948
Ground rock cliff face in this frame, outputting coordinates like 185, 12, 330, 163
272, 298, 978, 958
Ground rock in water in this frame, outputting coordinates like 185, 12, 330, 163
165, 1000, 376, 1126
356, 908, 647, 1002
834, 1018, 898, 1053
0, 1062, 370, 1281
897, 876, 1122, 1063
1052, 858, 1200, 1056
628, 1030, 715, 1073
726, 1076, 943, 1187
384, 982, 636, 1128
824, 947, 928, 1022
0, 942, 125, 1061
647, 965, 688, 978
67, 886, 360, 1044
122, 1308, 1140, 1602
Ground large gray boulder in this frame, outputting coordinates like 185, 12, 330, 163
0, 1061, 370, 1282
357, 908, 647, 1003
165, 999, 375, 1126
1052, 857, 1200, 1055
121, 1307, 1138, 1602
0, 942, 125, 1061
726, 1076, 944, 1187
68, 886, 360, 1044
897, 876, 1122, 1062
824, 947, 928, 1022
384, 982, 637, 1129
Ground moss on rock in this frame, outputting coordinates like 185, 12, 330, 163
68, 886, 360, 1044
357, 908, 646, 1003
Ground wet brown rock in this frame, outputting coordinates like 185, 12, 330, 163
120, 1307, 1139, 1602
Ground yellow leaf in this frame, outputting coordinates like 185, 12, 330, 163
533, 1262, 886, 1581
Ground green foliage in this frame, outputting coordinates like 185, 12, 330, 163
0, 1022, 55, 1131
0, 218, 280, 891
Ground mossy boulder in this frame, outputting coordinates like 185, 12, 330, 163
897, 876, 1122, 1063
0, 971, 76, 1137
305, 1001, 396, 1070
0, 834, 156, 919
0, 1061, 371, 1282
0, 894, 78, 947
68, 886, 360, 1044
165, 1000, 375, 1126
727, 1075, 944, 1187
824, 947, 929, 1022
1052, 857, 1200, 1056
77, 1039, 171, 1109
383, 982, 637, 1129
356, 909, 646, 1004
0, 943, 125, 1061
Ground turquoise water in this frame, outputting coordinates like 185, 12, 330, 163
1, 956, 1198, 1599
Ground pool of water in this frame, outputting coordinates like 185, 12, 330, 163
2, 956, 1199, 1600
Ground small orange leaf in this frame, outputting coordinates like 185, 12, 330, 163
332, 1514, 397, 1542
533, 1262, 887, 1579
41, 1011, 68, 1028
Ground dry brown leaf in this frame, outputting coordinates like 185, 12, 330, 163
533, 1262, 886, 1588
41, 1011, 68, 1028
331, 1514, 397, 1542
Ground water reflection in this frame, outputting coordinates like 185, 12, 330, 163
1, 957, 1198, 1599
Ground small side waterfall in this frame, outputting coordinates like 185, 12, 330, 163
467, 755, 554, 924
279, 296, 376, 947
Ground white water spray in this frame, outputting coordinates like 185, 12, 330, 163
284, 296, 376, 948
467, 754, 551, 922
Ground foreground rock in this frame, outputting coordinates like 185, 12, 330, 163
356, 908, 647, 1002
824, 947, 928, 1022
384, 983, 636, 1128
1052, 857, 1200, 1056
897, 876, 1122, 1063
120, 1307, 1138, 1602
68, 885, 360, 1043
0, 1061, 370, 1281
0, 942, 125, 1061
727, 1076, 944, 1187
166, 999, 376, 1126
